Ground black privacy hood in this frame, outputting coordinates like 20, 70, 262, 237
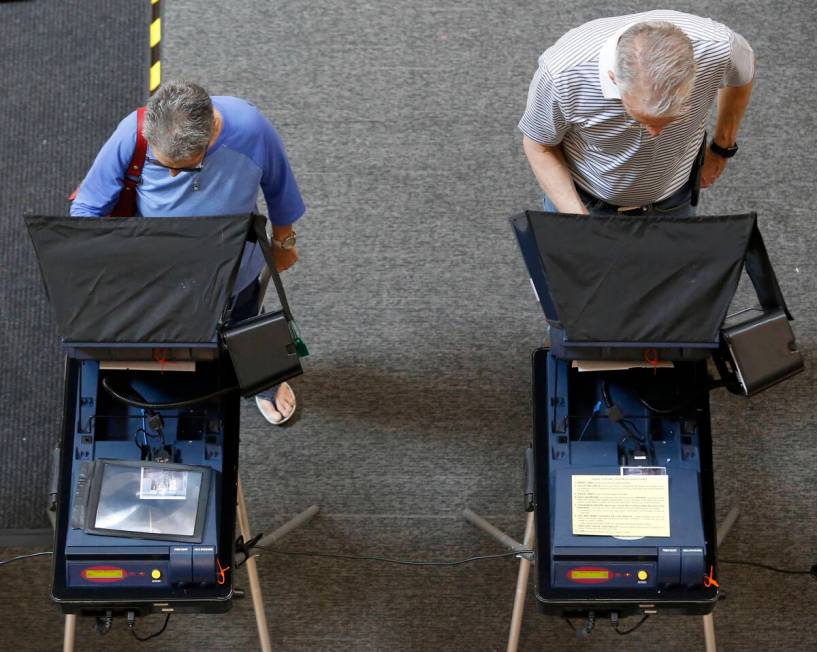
25, 214, 253, 346
510, 211, 790, 347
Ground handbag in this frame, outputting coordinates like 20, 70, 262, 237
713, 223, 803, 396
221, 214, 308, 396
716, 309, 803, 397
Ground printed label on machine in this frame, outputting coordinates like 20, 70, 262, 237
139, 467, 189, 500
571, 475, 670, 537
620, 466, 667, 476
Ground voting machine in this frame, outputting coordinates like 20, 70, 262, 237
511, 210, 802, 617
26, 213, 303, 617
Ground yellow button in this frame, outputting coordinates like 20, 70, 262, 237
151, 569, 161, 580
637, 570, 648, 581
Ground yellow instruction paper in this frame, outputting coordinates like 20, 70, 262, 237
572, 475, 670, 537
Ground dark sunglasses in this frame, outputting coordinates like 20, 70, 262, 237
147, 153, 206, 173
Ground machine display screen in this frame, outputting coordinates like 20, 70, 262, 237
570, 569, 609, 580
84, 568, 124, 579
82, 460, 212, 542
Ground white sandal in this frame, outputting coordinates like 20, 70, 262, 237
255, 382, 296, 425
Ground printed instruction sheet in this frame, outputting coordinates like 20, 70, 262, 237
572, 475, 670, 537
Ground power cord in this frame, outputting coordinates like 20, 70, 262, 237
610, 611, 650, 635
636, 380, 725, 415
0, 551, 53, 567
127, 611, 172, 642
720, 559, 817, 581
242, 543, 534, 568
102, 376, 236, 410
563, 611, 595, 637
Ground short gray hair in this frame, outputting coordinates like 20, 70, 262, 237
143, 80, 214, 160
614, 21, 695, 117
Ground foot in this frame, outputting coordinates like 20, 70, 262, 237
255, 382, 296, 425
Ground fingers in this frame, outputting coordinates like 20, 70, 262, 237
275, 249, 299, 272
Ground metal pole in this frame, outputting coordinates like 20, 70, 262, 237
237, 477, 273, 652
507, 511, 535, 652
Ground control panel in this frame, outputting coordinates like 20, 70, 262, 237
66, 545, 217, 588
553, 562, 657, 588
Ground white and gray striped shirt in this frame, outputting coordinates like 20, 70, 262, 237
519, 10, 754, 205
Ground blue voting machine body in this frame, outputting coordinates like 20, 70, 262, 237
511, 210, 799, 617
26, 214, 303, 617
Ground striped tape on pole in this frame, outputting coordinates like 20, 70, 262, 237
149, 0, 161, 95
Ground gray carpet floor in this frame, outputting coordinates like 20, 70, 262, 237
2, 0, 816, 650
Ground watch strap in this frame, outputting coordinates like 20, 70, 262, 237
710, 140, 738, 158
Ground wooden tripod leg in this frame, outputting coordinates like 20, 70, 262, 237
237, 477, 273, 652
507, 511, 536, 652
63, 614, 76, 652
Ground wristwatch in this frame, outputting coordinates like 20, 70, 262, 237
273, 231, 297, 250
709, 140, 739, 158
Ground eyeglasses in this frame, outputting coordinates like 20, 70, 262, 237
147, 152, 206, 173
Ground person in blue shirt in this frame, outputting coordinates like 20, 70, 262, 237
72, 80, 305, 425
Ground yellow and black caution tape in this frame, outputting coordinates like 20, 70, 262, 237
149, 0, 161, 95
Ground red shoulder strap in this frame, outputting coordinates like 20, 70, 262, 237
69, 107, 147, 202
122, 107, 148, 187
107, 107, 148, 216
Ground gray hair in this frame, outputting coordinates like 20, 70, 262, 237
143, 80, 214, 160
614, 21, 695, 117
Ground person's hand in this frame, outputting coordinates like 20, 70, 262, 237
700, 148, 728, 188
273, 245, 299, 272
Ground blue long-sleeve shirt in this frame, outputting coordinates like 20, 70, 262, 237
72, 96, 305, 291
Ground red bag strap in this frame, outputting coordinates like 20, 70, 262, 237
69, 107, 147, 201
122, 107, 148, 189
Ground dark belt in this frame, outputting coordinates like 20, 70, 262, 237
576, 184, 691, 214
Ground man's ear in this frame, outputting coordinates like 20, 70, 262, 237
608, 70, 617, 84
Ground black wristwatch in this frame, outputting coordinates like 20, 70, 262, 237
709, 140, 739, 159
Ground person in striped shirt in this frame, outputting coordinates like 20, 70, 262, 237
519, 10, 754, 215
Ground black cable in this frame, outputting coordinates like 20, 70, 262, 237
614, 614, 649, 635
0, 551, 53, 567
636, 395, 683, 415
134, 427, 160, 441
720, 559, 817, 579
636, 378, 727, 415
254, 545, 534, 567
601, 380, 614, 408
102, 376, 237, 410
620, 418, 646, 443
129, 612, 171, 642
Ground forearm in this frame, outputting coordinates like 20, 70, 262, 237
522, 136, 586, 214
713, 80, 753, 146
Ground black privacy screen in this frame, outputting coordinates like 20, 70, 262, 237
25, 214, 253, 344
511, 212, 759, 345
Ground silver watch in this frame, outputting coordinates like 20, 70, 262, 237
273, 231, 297, 250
